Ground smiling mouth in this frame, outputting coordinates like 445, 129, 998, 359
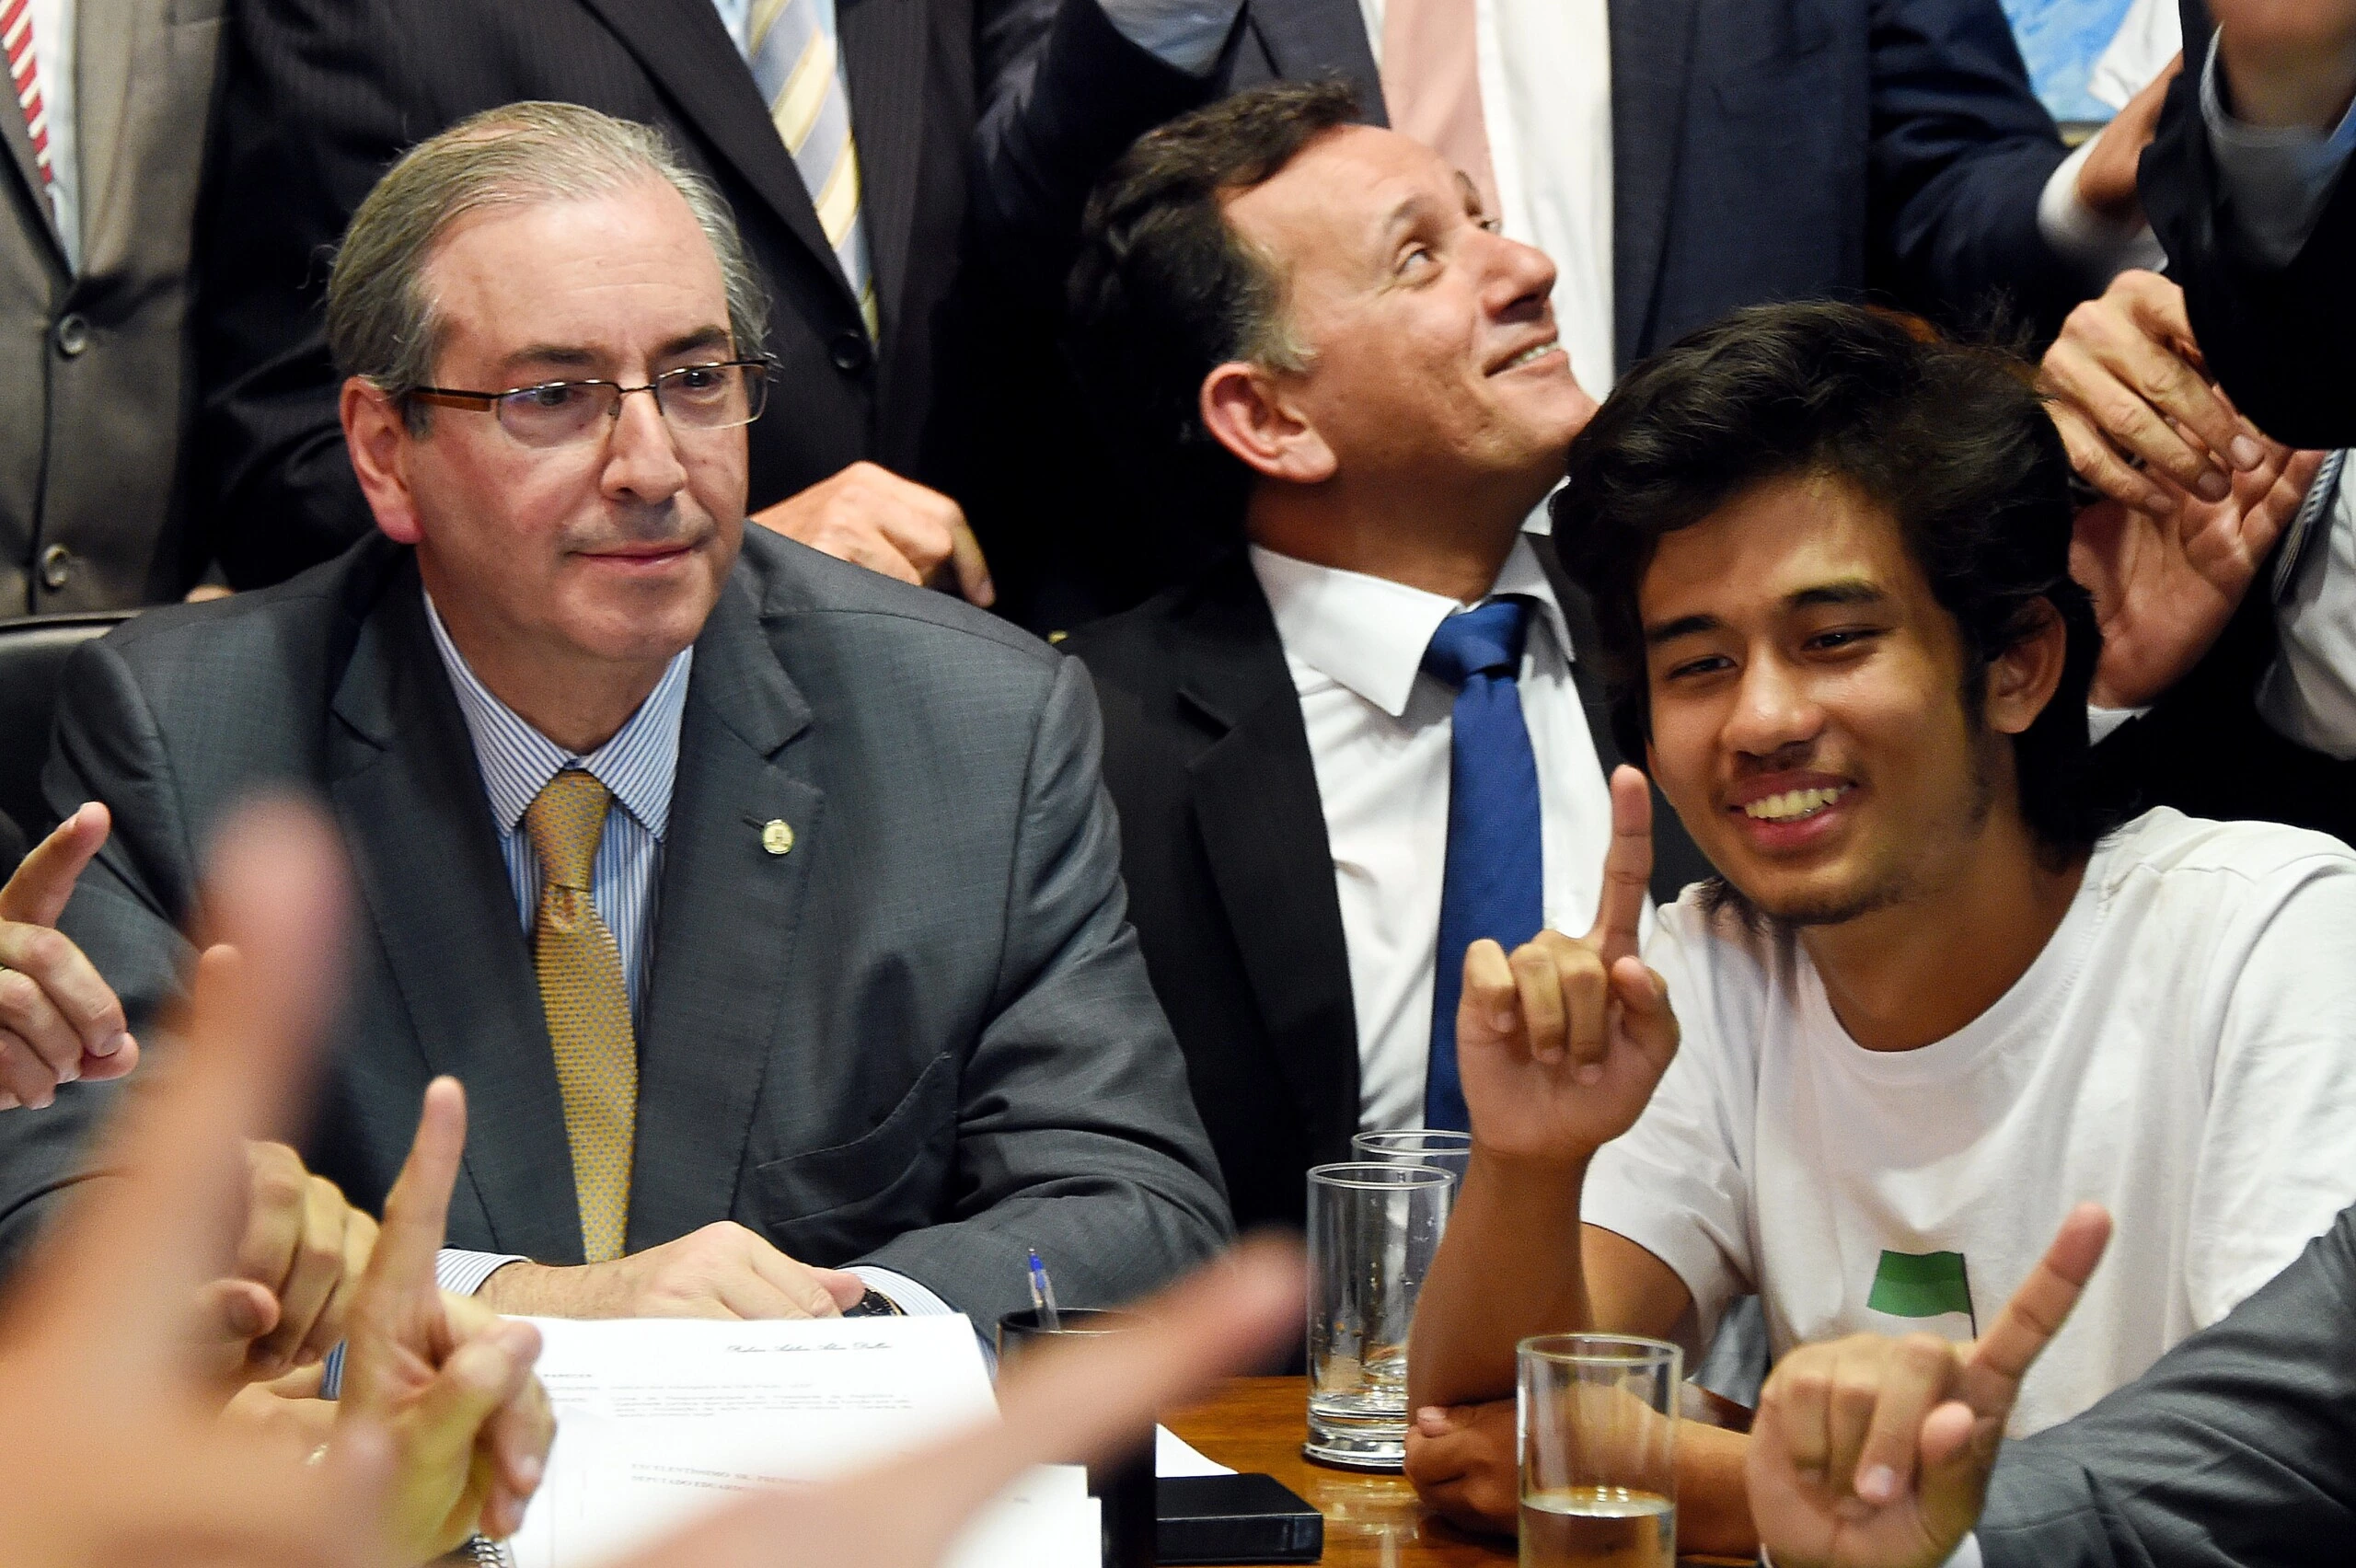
1493, 339, 1559, 374
1740, 785, 1852, 823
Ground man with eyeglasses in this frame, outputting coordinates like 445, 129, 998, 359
0, 101, 1232, 1331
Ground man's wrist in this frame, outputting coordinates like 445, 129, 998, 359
473, 1260, 562, 1315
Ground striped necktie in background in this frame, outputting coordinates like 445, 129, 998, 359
747, 0, 878, 337
3, 0, 53, 192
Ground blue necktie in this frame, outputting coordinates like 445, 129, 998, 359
1422, 599, 1544, 1132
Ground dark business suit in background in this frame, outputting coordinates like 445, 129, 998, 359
196, 0, 1005, 589
0, 0, 226, 610
0, 527, 1231, 1327
2143, 0, 2355, 450
967, 0, 2086, 627
1063, 554, 1710, 1234
1978, 1199, 2356, 1565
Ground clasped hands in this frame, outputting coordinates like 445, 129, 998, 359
2043, 269, 2327, 711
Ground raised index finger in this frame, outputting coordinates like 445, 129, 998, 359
368, 1077, 468, 1305
0, 801, 109, 927
15, 800, 347, 1379
1587, 767, 1652, 966
1955, 1203, 2111, 1420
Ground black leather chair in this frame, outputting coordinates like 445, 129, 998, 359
0, 612, 134, 859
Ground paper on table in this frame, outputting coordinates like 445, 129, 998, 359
500, 1315, 1093, 1568
1155, 1425, 1236, 1477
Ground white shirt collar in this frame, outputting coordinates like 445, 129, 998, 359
1248, 523, 1574, 720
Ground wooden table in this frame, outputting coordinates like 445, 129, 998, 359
1163, 1377, 1748, 1567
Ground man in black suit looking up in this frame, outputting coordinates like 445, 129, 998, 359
1061, 84, 1708, 1239
967, 0, 2176, 622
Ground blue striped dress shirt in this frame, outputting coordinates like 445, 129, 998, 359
411, 594, 951, 1322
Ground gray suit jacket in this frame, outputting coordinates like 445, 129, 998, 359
1977, 1202, 2356, 1565
0, 0, 225, 610
0, 528, 1232, 1325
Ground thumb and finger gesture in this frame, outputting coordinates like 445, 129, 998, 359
0, 799, 391, 1568
1455, 767, 1676, 1162
0, 801, 136, 1106
337, 1077, 552, 1560
1748, 1204, 2113, 1568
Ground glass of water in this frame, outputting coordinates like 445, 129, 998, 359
1303, 1161, 1453, 1470
1517, 1334, 1680, 1568
1350, 1128, 1473, 1185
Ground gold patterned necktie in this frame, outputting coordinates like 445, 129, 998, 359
525, 769, 637, 1263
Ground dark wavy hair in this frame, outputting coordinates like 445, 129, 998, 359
1065, 79, 1365, 536
1552, 301, 2116, 862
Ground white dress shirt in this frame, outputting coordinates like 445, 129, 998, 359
26, 0, 78, 271
1097, 0, 2151, 398
2260, 462, 2356, 757
1250, 528, 1623, 1130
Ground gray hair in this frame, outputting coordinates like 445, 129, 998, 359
326, 100, 770, 425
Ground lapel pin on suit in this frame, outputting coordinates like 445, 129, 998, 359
761, 818, 795, 856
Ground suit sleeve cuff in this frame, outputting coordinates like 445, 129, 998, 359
847, 1265, 956, 1316
438, 1248, 529, 1297
1094, 0, 1244, 75
2201, 32, 2356, 265
2038, 139, 2165, 279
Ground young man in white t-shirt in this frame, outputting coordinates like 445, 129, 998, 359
1400, 302, 2356, 1555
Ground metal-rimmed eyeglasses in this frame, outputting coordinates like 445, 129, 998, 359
407, 359, 771, 448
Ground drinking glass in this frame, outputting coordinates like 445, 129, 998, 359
1517, 1334, 1680, 1568
1350, 1128, 1474, 1185
1303, 1161, 1454, 1470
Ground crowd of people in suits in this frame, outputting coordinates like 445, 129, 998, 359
0, 0, 2351, 1562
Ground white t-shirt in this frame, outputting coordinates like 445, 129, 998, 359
1585, 809, 2356, 1437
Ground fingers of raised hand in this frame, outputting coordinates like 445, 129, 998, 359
237, 1141, 314, 1297
1760, 1351, 1836, 1491
250, 1174, 354, 1374
2054, 401, 2172, 514
0, 918, 133, 1087
1459, 939, 1520, 1048
0, 800, 108, 927
1589, 767, 1653, 964
1958, 1204, 2110, 1417
1843, 1334, 1958, 1511
2045, 329, 2229, 502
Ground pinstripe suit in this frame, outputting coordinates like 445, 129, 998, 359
0, 0, 225, 611
0, 526, 1233, 1326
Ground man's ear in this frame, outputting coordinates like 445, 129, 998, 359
1986, 597, 2071, 736
341, 377, 425, 546
1199, 361, 1336, 485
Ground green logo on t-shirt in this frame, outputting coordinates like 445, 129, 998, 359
1867, 1250, 1976, 1333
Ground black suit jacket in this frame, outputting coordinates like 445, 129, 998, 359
965, 0, 2081, 625
1063, 552, 1710, 1234
1978, 1200, 2356, 1565
2143, 2, 2356, 449
2089, 470, 2356, 851
195, 0, 995, 588
0, 529, 1232, 1325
